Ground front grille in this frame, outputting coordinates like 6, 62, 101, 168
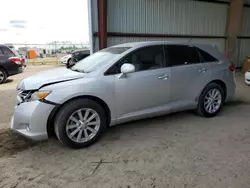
17, 90, 32, 105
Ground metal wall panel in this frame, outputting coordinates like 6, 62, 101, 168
107, 36, 226, 52
91, 0, 99, 33
93, 36, 100, 52
238, 39, 250, 67
241, 7, 250, 36
107, 0, 228, 36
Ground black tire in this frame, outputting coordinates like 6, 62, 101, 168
54, 98, 107, 149
0, 68, 7, 84
196, 83, 225, 118
66, 58, 72, 66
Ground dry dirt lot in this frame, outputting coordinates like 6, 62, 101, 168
0, 65, 250, 188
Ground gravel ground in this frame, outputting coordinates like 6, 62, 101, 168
0, 65, 250, 188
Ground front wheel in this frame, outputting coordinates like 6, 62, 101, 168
196, 83, 224, 118
54, 99, 107, 149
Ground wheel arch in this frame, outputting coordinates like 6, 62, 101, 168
196, 79, 227, 102
208, 80, 227, 100
47, 95, 111, 138
0, 65, 8, 76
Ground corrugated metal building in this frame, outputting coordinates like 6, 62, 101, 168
88, 0, 250, 67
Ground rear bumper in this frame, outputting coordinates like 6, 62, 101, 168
8, 66, 23, 76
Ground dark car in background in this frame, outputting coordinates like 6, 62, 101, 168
0, 45, 24, 84
6, 44, 27, 67
69, 49, 90, 66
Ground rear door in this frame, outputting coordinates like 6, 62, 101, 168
165, 45, 210, 109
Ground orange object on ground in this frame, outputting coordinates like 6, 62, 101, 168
28, 49, 37, 59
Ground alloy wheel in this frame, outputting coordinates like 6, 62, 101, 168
66, 108, 101, 143
204, 88, 222, 114
0, 70, 4, 82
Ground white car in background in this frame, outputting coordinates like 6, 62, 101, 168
60, 54, 72, 65
245, 70, 250, 85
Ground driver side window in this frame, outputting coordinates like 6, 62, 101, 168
118, 46, 164, 73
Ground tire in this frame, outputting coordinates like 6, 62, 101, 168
0, 68, 7, 84
67, 58, 72, 66
196, 83, 225, 118
54, 98, 107, 149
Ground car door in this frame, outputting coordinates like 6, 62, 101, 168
165, 45, 210, 109
114, 45, 172, 123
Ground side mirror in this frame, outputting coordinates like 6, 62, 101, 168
121, 63, 135, 74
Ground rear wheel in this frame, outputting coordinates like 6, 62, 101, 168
0, 68, 7, 84
54, 99, 107, 149
196, 83, 224, 117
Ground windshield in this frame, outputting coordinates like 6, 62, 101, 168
70, 47, 130, 73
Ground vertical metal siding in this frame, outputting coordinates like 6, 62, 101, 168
91, 0, 99, 33
107, 0, 228, 36
107, 37, 226, 52
93, 37, 100, 52
241, 7, 250, 36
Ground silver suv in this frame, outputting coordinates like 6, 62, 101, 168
11, 42, 236, 148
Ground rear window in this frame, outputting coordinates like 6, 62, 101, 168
2, 46, 15, 56
197, 48, 218, 62
9, 47, 20, 57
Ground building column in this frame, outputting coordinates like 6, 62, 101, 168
226, 0, 244, 61
97, 0, 107, 50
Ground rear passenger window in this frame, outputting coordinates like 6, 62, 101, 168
2, 47, 15, 56
197, 48, 218, 62
165, 45, 200, 67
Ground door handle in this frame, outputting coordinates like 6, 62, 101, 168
198, 68, 208, 73
158, 74, 169, 80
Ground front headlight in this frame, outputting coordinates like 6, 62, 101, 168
29, 90, 51, 101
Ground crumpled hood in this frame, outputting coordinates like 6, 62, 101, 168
18, 67, 85, 90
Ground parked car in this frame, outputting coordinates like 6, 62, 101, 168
245, 70, 250, 85
11, 42, 236, 148
70, 49, 90, 66
60, 54, 72, 65
0, 44, 24, 84
6, 45, 27, 67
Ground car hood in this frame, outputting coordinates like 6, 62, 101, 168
60, 55, 71, 60
18, 67, 85, 90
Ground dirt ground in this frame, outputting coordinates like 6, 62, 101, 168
0, 65, 250, 188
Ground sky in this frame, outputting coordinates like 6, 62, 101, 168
0, 0, 90, 44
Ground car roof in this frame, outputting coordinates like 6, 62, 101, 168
112, 41, 215, 49
72, 49, 90, 53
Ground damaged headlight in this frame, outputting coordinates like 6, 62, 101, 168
17, 90, 51, 104
29, 91, 51, 101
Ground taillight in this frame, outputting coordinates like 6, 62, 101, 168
9, 57, 21, 65
229, 64, 235, 72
